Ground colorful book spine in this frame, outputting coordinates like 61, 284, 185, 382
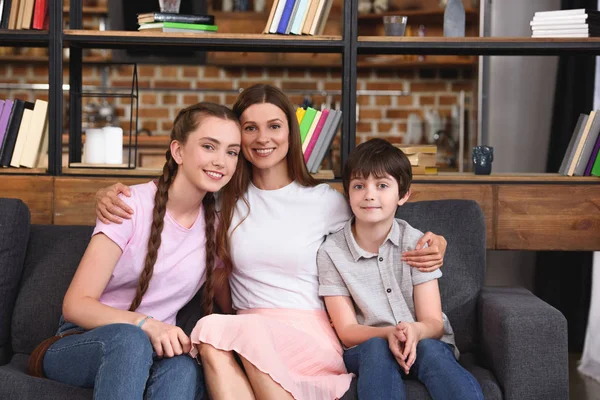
276, 0, 297, 34
304, 108, 329, 162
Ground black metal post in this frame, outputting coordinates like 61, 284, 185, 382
69, 0, 83, 164
341, 0, 357, 173
48, 0, 63, 175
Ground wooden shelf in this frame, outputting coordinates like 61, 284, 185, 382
412, 172, 600, 183
357, 36, 600, 55
0, 168, 48, 175
64, 30, 344, 52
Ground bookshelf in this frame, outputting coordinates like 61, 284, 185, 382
1, 0, 600, 183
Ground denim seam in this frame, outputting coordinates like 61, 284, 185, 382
92, 342, 107, 400
45, 340, 107, 353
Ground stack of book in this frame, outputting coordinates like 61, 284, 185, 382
530, 8, 600, 38
0, 98, 49, 169
296, 106, 343, 177
264, 0, 333, 35
559, 111, 600, 177
137, 12, 217, 33
0, 0, 48, 30
393, 144, 438, 175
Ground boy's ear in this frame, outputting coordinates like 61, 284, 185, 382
397, 188, 411, 206
170, 140, 183, 165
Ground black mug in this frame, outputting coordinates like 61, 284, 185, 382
472, 145, 494, 175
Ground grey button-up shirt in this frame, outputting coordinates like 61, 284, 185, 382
317, 218, 458, 358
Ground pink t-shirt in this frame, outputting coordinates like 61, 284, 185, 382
93, 181, 207, 325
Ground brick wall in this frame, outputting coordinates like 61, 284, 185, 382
0, 62, 476, 172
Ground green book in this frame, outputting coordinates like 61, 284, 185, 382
299, 107, 317, 143
591, 151, 600, 176
139, 22, 218, 31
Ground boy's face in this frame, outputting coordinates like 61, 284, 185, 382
348, 173, 410, 225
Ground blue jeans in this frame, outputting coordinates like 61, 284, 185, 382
343, 337, 483, 400
43, 320, 205, 399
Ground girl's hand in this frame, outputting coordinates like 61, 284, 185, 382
95, 183, 133, 224
402, 232, 447, 272
396, 322, 419, 374
140, 318, 192, 358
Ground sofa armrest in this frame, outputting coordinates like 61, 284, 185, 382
478, 286, 568, 400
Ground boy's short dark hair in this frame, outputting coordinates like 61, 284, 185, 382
342, 138, 412, 199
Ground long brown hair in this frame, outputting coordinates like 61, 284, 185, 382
128, 102, 240, 316
218, 84, 318, 252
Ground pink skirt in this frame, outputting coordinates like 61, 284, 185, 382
190, 308, 353, 400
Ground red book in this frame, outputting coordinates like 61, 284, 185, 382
32, 0, 47, 30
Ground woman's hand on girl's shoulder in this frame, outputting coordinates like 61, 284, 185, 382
401, 232, 447, 272
96, 183, 134, 224
139, 317, 191, 358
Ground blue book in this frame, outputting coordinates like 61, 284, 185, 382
276, 0, 297, 34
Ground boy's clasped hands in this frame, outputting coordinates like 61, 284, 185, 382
387, 321, 418, 375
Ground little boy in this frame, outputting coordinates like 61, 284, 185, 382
317, 139, 483, 400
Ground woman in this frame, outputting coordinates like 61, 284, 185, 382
96, 85, 447, 399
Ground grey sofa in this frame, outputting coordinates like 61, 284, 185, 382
0, 197, 568, 399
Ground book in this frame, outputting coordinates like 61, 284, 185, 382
311, 169, 334, 180
301, 0, 320, 35
558, 113, 587, 175
302, 110, 321, 149
296, 107, 306, 124
0, 0, 11, 29
584, 132, 600, 176
137, 12, 214, 25
574, 112, 600, 175
31, 0, 47, 30
393, 144, 438, 154
308, 0, 326, 35
407, 152, 437, 167
566, 110, 597, 176
309, 109, 342, 173
269, 0, 288, 34
304, 108, 329, 162
306, 108, 336, 171
20, 0, 33, 29
315, 0, 333, 35
0, 100, 14, 149
263, 0, 280, 33
412, 165, 438, 175
289, 0, 310, 35
9, 108, 32, 167
534, 9, 600, 18
276, 0, 297, 34
299, 107, 317, 142
591, 149, 600, 176
20, 99, 48, 168
7, 0, 17, 29
0, 99, 29, 166
138, 22, 218, 32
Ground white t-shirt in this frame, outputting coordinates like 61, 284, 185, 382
229, 181, 351, 311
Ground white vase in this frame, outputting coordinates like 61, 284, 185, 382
443, 0, 465, 37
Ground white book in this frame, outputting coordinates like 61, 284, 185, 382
534, 8, 588, 18
269, 0, 288, 34
533, 28, 593, 35
532, 24, 592, 30
532, 32, 591, 37
531, 18, 590, 26
533, 14, 598, 22
290, 0, 310, 35
20, 99, 48, 168
9, 109, 32, 168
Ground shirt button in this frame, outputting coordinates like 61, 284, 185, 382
379, 257, 383, 262
386, 288, 392, 293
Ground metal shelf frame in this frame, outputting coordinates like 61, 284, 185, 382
4, 0, 600, 178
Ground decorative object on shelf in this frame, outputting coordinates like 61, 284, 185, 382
373, 0, 389, 14
472, 145, 493, 175
358, 0, 372, 14
254, 0, 266, 13
71, 64, 139, 170
159, 0, 181, 13
234, 0, 249, 12
443, 0, 465, 37
222, 0, 234, 12
383, 15, 407, 36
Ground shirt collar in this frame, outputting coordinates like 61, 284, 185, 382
343, 218, 401, 262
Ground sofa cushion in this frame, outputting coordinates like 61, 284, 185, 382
0, 198, 30, 365
0, 353, 92, 399
395, 200, 486, 354
11, 225, 94, 355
